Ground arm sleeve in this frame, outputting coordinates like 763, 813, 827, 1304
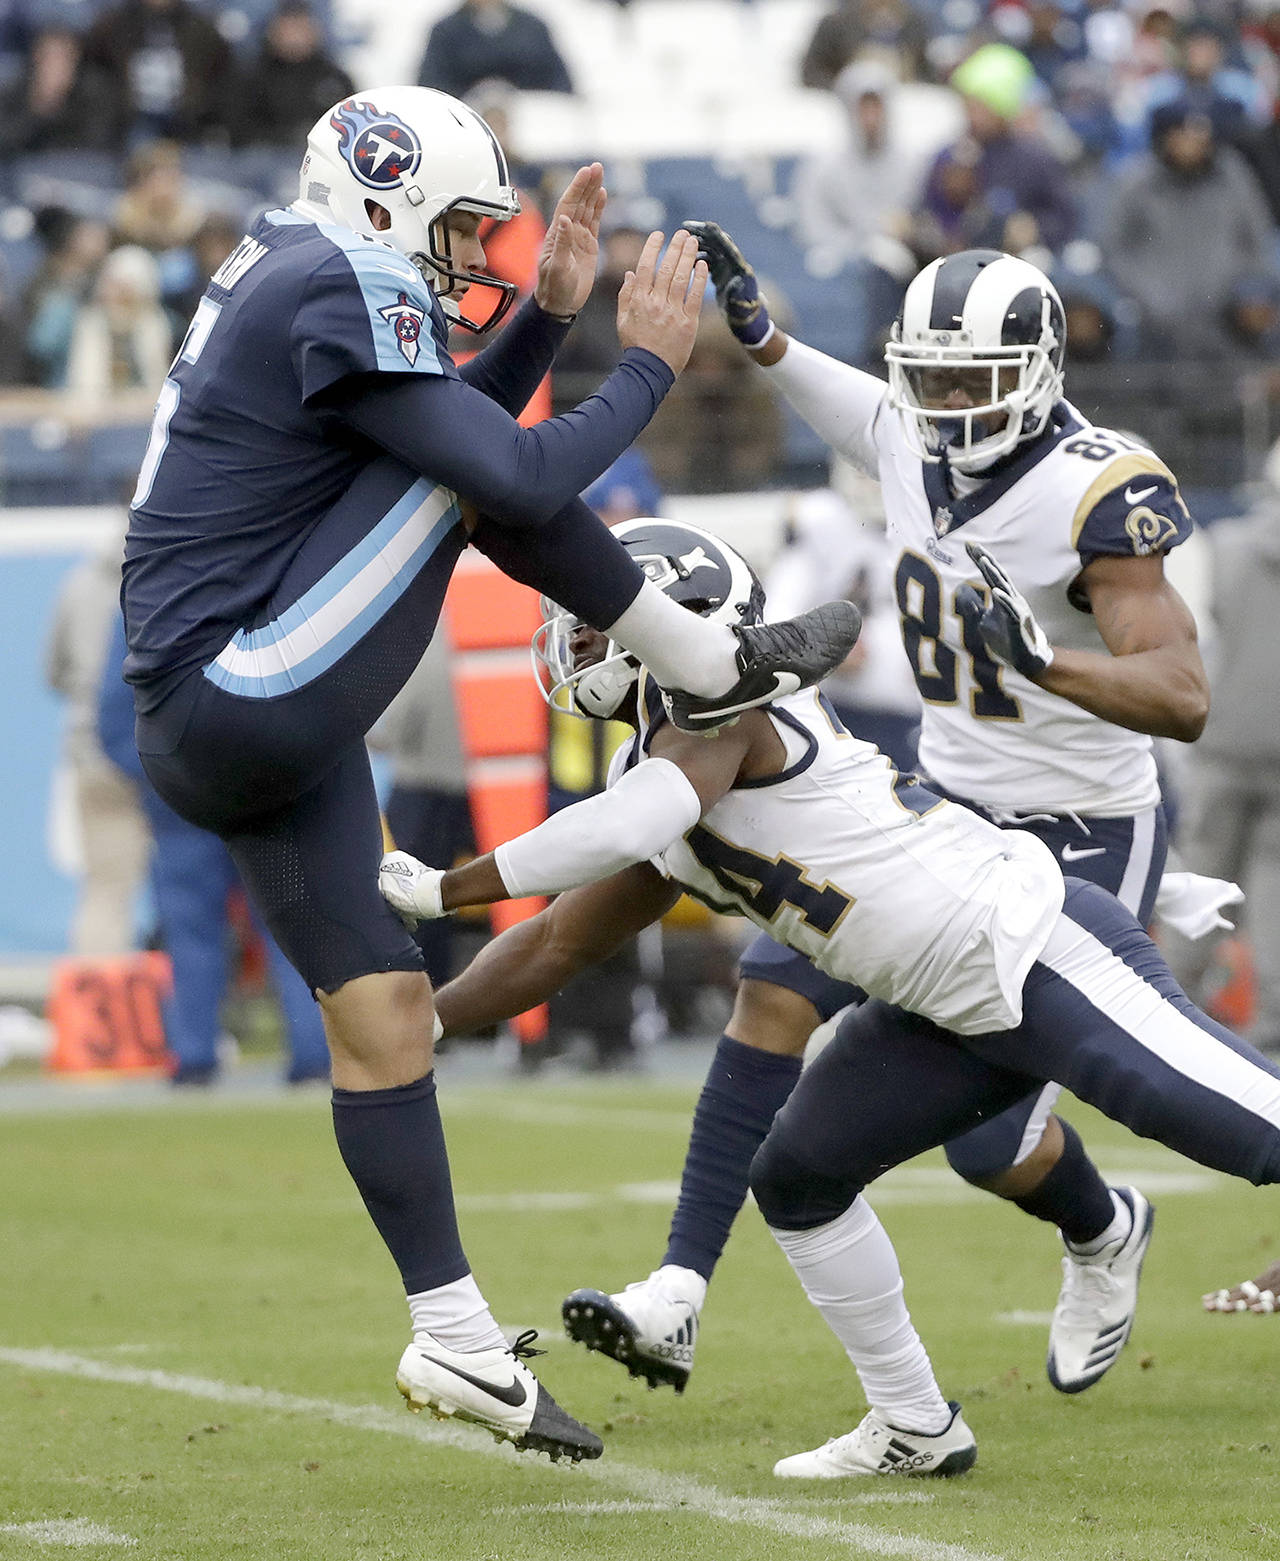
333, 347, 674, 528
763, 338, 889, 477
493, 756, 702, 898
458, 296, 574, 416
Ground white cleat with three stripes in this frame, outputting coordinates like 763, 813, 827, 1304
562, 1267, 702, 1392
772, 1402, 977, 1479
1047, 1185, 1155, 1393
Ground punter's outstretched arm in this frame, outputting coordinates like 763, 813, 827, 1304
433, 865, 681, 1037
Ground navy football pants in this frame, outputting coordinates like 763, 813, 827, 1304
740, 798, 1168, 1179
751, 880, 1280, 1230
136, 455, 644, 992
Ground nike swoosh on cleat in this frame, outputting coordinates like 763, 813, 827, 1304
1061, 844, 1107, 861
415, 1352, 528, 1407
1123, 484, 1158, 505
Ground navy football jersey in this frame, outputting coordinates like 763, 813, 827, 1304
123, 207, 457, 704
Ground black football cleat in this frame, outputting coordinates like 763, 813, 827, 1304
663, 601, 862, 732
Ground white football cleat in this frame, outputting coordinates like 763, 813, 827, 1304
1047, 1186, 1154, 1394
562, 1269, 701, 1392
773, 1402, 977, 1479
396, 1329, 602, 1462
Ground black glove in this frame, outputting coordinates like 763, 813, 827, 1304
681, 219, 774, 348
955, 541, 1055, 678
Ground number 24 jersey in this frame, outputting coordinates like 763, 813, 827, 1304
612, 687, 1064, 1036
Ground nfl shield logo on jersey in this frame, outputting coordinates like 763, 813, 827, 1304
379, 292, 427, 366
330, 99, 422, 190
933, 506, 953, 538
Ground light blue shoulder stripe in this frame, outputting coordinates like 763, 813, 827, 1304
266, 208, 443, 375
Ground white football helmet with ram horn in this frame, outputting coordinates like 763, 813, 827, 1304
885, 248, 1066, 473
532, 519, 766, 719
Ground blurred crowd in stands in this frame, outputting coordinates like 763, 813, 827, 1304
0, 0, 1279, 405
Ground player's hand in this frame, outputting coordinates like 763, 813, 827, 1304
681, 219, 774, 349
955, 541, 1055, 678
616, 229, 709, 374
379, 850, 447, 925
534, 162, 606, 320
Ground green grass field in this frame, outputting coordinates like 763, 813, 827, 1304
1, 1064, 1278, 1561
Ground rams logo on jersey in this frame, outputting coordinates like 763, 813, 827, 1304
330, 99, 422, 191
378, 292, 426, 366
1124, 505, 1181, 556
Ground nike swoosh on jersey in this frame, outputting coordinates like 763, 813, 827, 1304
1123, 484, 1158, 505
1061, 844, 1107, 861
414, 1351, 528, 1407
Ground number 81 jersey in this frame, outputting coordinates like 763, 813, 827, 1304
884, 402, 1193, 815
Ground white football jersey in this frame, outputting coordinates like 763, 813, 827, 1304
763, 346, 1194, 815
611, 685, 1064, 1035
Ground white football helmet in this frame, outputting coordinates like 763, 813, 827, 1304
532, 519, 766, 719
885, 249, 1066, 473
298, 86, 520, 330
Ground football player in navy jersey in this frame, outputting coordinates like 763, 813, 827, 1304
378, 517, 1280, 1478
119, 88, 861, 1464
521, 236, 1219, 1408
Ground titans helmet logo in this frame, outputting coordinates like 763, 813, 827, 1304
330, 99, 421, 191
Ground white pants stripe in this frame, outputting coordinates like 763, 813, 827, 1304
1039, 914, 1280, 1131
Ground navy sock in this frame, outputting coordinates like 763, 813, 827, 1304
663, 1035, 803, 1280
1010, 1118, 1116, 1246
331, 1072, 470, 1294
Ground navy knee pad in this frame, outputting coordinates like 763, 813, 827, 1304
750, 1133, 864, 1232
943, 1102, 1041, 1182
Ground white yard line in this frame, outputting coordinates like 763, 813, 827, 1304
0, 1346, 1002, 1561
448, 1165, 1216, 1216
0, 1519, 137, 1548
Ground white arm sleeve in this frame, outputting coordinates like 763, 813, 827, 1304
494, 757, 702, 899
764, 338, 889, 477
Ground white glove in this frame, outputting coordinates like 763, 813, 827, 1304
1154, 871, 1244, 940
379, 850, 447, 925
956, 541, 1055, 678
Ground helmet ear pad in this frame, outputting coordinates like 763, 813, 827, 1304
574, 655, 639, 718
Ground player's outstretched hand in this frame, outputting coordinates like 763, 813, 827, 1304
535, 162, 607, 320
1203, 1260, 1280, 1313
955, 541, 1055, 678
379, 850, 447, 925
616, 229, 709, 375
681, 219, 774, 349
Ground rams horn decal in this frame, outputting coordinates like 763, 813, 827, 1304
1124, 506, 1179, 556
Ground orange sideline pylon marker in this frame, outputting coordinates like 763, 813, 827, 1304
46, 951, 173, 1076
